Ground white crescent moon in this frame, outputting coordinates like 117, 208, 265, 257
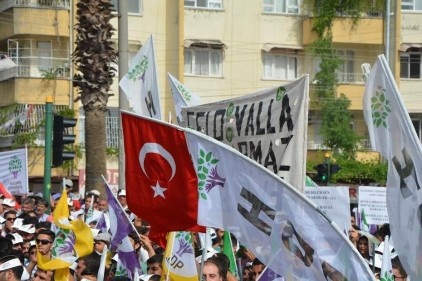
139, 143, 176, 181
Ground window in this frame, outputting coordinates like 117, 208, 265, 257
262, 52, 297, 80
337, 50, 355, 83
37, 41, 52, 71
402, 0, 422, 10
184, 48, 222, 76
401, 53, 422, 78
184, 0, 222, 9
110, 0, 142, 14
263, 0, 299, 14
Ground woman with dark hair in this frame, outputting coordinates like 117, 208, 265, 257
203, 256, 228, 281
357, 235, 371, 263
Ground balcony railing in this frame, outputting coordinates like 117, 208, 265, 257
336, 72, 366, 84
0, 0, 70, 12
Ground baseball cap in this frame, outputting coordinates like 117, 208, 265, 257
64, 179, 73, 188
0, 257, 30, 280
94, 232, 111, 244
2, 198, 15, 207
87, 190, 100, 197
118, 189, 126, 196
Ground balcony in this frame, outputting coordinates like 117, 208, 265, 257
303, 17, 384, 45
0, 0, 70, 13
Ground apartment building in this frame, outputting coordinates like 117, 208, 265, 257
1, 0, 420, 191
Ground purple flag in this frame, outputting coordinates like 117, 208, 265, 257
257, 266, 284, 281
95, 212, 108, 233
104, 180, 140, 274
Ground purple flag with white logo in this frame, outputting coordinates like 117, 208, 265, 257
104, 179, 140, 275
257, 266, 284, 281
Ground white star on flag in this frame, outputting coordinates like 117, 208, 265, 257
151, 182, 167, 198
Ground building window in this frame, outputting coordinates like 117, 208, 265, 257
402, 0, 422, 10
262, 51, 297, 80
184, 0, 222, 9
337, 50, 355, 83
184, 48, 223, 77
263, 0, 299, 14
110, 0, 142, 14
400, 53, 421, 79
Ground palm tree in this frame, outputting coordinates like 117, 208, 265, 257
72, 0, 117, 196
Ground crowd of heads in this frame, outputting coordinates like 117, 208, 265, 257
349, 212, 409, 280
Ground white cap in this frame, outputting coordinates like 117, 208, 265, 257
13, 218, 35, 234
0, 257, 30, 280
118, 189, 126, 196
64, 179, 73, 187
10, 233, 23, 245
371, 240, 397, 268
140, 274, 154, 281
87, 190, 100, 196
2, 198, 15, 207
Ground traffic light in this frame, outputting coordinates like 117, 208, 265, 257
316, 163, 329, 183
52, 115, 77, 167
330, 164, 341, 174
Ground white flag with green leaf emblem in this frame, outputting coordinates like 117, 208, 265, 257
167, 73, 201, 124
363, 54, 422, 280
119, 35, 161, 119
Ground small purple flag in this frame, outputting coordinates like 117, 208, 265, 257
257, 266, 284, 281
104, 179, 140, 274
95, 212, 108, 233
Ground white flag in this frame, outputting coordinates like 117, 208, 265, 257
182, 75, 309, 192
380, 236, 394, 281
119, 35, 161, 119
167, 73, 201, 124
184, 128, 373, 281
363, 54, 422, 280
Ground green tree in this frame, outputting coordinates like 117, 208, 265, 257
72, 0, 117, 196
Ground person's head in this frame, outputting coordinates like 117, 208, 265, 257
117, 190, 127, 207
357, 236, 369, 257
32, 268, 53, 281
75, 253, 101, 281
98, 199, 108, 211
128, 231, 141, 252
20, 241, 31, 257
21, 198, 35, 214
3, 211, 17, 233
94, 233, 111, 254
35, 198, 49, 217
251, 258, 265, 281
202, 256, 228, 281
242, 264, 253, 281
2, 199, 16, 212
349, 224, 361, 243
80, 264, 100, 281
36, 229, 55, 256
0, 237, 13, 257
35, 221, 52, 233
378, 224, 390, 242
392, 257, 407, 281
0, 255, 25, 281
350, 212, 356, 226
146, 254, 163, 276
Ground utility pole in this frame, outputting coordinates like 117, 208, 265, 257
43, 96, 53, 213
118, 0, 129, 190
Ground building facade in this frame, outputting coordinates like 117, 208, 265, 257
1, 0, 421, 192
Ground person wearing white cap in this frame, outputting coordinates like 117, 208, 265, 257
0, 255, 30, 280
2, 199, 16, 212
117, 189, 128, 210
1, 211, 17, 237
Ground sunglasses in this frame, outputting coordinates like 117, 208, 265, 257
6, 217, 16, 221
36, 239, 52, 245
29, 251, 36, 255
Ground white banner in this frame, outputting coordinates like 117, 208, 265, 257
304, 186, 350, 230
0, 148, 28, 195
363, 54, 422, 279
358, 186, 388, 225
182, 76, 309, 192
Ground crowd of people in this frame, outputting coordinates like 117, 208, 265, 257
0, 181, 412, 281
348, 213, 409, 280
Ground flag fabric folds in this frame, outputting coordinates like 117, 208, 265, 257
161, 231, 198, 281
256, 266, 284, 281
167, 73, 201, 124
363, 54, 422, 280
181, 75, 309, 192
104, 179, 140, 277
119, 35, 161, 119
121, 111, 200, 233
38, 190, 93, 281
122, 112, 374, 281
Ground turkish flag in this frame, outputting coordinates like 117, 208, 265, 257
121, 112, 201, 233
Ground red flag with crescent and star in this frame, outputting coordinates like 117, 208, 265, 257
121, 111, 202, 234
